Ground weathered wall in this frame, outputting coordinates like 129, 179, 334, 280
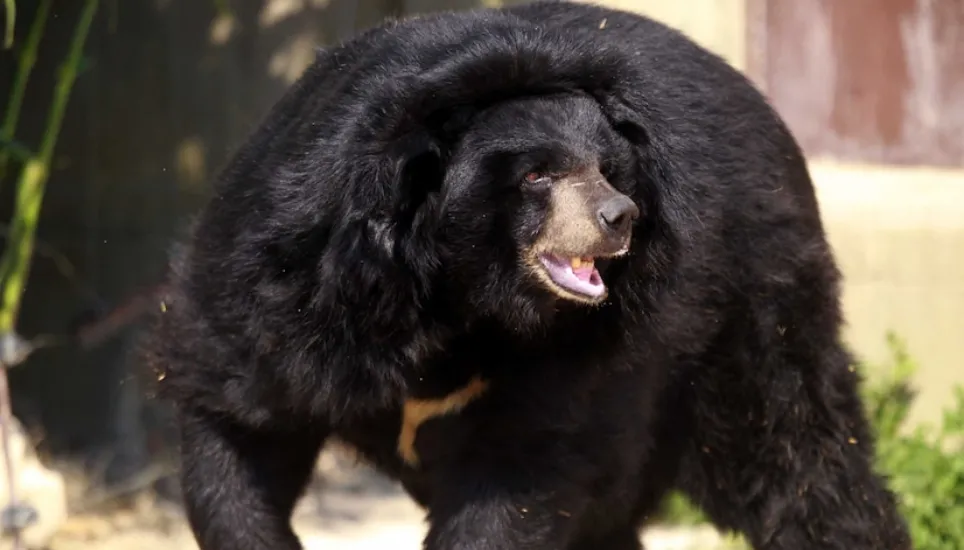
600, 0, 748, 71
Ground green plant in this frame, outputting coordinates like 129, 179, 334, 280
0, 3, 98, 548
0, 0, 99, 333
652, 333, 964, 550
0, 0, 53, 186
860, 333, 964, 550
3, 0, 15, 49
653, 490, 706, 526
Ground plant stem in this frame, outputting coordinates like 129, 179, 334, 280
2, 0, 13, 49
0, 0, 52, 187
0, 0, 99, 332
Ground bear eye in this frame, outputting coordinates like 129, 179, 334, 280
523, 172, 551, 186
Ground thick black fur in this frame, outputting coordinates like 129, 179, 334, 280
144, 2, 913, 549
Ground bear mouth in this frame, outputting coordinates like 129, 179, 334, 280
536, 252, 608, 303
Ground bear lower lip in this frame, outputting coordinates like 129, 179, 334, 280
538, 253, 606, 299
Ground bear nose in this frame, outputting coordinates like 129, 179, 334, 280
597, 195, 640, 235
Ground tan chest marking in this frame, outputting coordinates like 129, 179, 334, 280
397, 376, 490, 467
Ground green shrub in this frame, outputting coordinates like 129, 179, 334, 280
860, 333, 964, 550
652, 491, 707, 526
652, 333, 964, 550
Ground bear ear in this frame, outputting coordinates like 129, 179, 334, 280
391, 105, 476, 228
391, 131, 445, 232
596, 94, 651, 148
613, 117, 650, 148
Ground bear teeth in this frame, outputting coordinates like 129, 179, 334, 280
570, 257, 594, 269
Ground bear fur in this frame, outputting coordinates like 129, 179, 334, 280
144, 1, 913, 549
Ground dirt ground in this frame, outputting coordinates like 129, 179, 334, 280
43, 450, 732, 550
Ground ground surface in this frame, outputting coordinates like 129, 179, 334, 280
43, 449, 737, 550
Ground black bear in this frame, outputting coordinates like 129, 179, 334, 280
144, 1, 913, 549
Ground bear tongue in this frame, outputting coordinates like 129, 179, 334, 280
572, 265, 595, 282
540, 255, 605, 298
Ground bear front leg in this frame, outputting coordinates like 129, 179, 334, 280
177, 407, 327, 550
423, 468, 582, 550
675, 339, 913, 550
